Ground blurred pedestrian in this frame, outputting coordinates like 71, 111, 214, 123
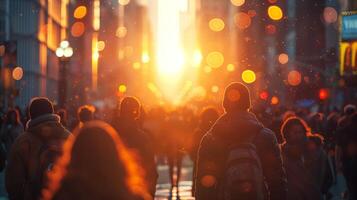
0, 109, 24, 156
5, 97, 71, 200
112, 97, 158, 198
195, 82, 287, 200
43, 121, 151, 200
77, 105, 95, 127
57, 109, 68, 128
281, 117, 323, 200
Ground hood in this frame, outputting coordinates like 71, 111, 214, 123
26, 114, 68, 139
211, 111, 263, 143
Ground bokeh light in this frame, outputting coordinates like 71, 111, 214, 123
201, 175, 216, 187
206, 51, 224, 69
142, 52, 150, 63
248, 10, 257, 18
323, 7, 338, 24
74, 6, 87, 19
204, 66, 212, 73
63, 48, 73, 57
259, 91, 269, 100
116, 26, 127, 38
319, 88, 329, 100
193, 49, 203, 67
12, 67, 24, 81
56, 48, 64, 57
288, 70, 302, 86
278, 53, 289, 64
133, 62, 141, 70
71, 22, 85, 37
242, 69, 256, 84
211, 85, 219, 93
118, 84, 127, 93
227, 64, 235, 72
268, 5, 283, 21
268, 0, 278, 3
119, 0, 130, 6
230, 0, 245, 7
209, 18, 225, 32
97, 41, 105, 51
235, 12, 251, 30
271, 96, 279, 105
265, 24, 277, 34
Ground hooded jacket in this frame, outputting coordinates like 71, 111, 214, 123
195, 111, 287, 200
5, 114, 71, 200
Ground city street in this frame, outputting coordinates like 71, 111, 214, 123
155, 156, 195, 200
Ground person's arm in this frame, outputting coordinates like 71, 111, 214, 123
5, 138, 28, 200
258, 129, 287, 200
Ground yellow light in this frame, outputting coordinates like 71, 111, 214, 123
211, 85, 219, 93
209, 18, 225, 32
206, 51, 224, 69
93, 51, 99, 60
193, 49, 203, 67
116, 26, 127, 38
268, 5, 283, 21
242, 69, 256, 84
204, 66, 212, 73
142, 52, 150, 63
93, 0, 100, 31
74, 6, 87, 19
119, 0, 130, 6
12, 67, 23, 81
97, 41, 105, 51
227, 64, 235, 72
118, 84, 127, 93
231, 0, 245, 6
278, 53, 289, 64
133, 62, 141, 70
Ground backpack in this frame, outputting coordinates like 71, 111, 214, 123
218, 132, 265, 200
27, 135, 64, 199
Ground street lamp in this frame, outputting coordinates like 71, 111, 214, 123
56, 40, 73, 108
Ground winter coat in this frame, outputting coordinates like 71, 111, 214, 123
281, 144, 323, 200
5, 114, 71, 200
113, 117, 158, 197
195, 111, 287, 200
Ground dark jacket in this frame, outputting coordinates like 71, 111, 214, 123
113, 117, 158, 197
5, 114, 71, 200
195, 111, 287, 200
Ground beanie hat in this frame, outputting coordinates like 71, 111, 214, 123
29, 97, 54, 119
223, 82, 251, 112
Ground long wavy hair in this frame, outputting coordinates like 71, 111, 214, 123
42, 121, 151, 200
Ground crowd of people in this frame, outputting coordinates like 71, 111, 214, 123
0, 82, 356, 200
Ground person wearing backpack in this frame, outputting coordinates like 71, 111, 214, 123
195, 82, 287, 200
5, 97, 71, 200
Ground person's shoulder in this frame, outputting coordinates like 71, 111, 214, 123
10, 132, 32, 153
255, 127, 278, 145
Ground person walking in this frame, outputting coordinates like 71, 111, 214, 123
195, 82, 287, 200
5, 97, 71, 200
0, 109, 24, 157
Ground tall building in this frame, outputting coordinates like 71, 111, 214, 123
0, 0, 71, 109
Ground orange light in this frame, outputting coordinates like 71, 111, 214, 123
265, 24, 276, 34
247, 10, 257, 17
204, 66, 212, 73
142, 52, 150, 63
12, 67, 24, 81
133, 62, 141, 70
227, 64, 235, 72
118, 84, 127, 93
259, 91, 269, 100
74, 6, 87, 19
288, 70, 302, 86
278, 53, 289, 64
206, 51, 224, 69
323, 7, 337, 24
209, 18, 225, 32
97, 41, 105, 51
268, 5, 283, 21
71, 22, 85, 37
234, 12, 251, 30
230, 0, 245, 7
201, 175, 216, 188
271, 96, 279, 105
242, 70, 256, 84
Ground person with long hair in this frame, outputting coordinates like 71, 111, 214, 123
43, 121, 151, 200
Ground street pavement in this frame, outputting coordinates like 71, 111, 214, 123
155, 156, 195, 200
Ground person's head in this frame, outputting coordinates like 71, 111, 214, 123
344, 104, 356, 116
120, 96, 141, 120
6, 109, 21, 124
29, 97, 54, 120
281, 116, 310, 145
223, 82, 251, 113
77, 105, 95, 123
307, 133, 324, 152
199, 107, 219, 129
44, 121, 150, 200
